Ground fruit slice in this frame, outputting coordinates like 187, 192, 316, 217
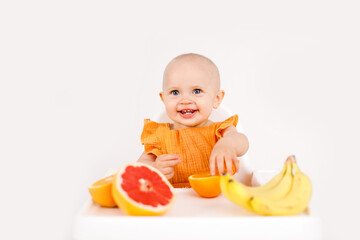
189, 173, 221, 198
112, 163, 176, 216
88, 175, 117, 207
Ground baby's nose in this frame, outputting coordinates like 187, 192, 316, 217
179, 96, 193, 104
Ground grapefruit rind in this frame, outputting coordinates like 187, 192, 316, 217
112, 162, 176, 216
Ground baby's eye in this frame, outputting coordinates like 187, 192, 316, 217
171, 90, 179, 95
193, 89, 202, 94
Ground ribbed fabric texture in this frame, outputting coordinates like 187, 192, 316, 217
141, 115, 238, 188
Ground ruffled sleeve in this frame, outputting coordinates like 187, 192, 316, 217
140, 119, 163, 156
215, 115, 239, 141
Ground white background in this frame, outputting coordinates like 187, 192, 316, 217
1, 1, 359, 239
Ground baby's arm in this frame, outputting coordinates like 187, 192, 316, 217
138, 152, 181, 179
209, 125, 249, 175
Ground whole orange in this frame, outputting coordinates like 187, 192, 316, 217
188, 173, 221, 198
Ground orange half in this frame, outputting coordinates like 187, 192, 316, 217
188, 173, 221, 198
88, 175, 117, 207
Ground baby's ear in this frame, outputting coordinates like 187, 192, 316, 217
213, 90, 225, 109
159, 92, 164, 102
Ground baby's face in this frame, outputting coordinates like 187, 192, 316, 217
160, 57, 224, 129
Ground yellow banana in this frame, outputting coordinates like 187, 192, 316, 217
250, 160, 287, 191
220, 157, 292, 212
249, 160, 312, 216
220, 155, 312, 216
220, 162, 292, 212
220, 173, 254, 212
249, 159, 293, 199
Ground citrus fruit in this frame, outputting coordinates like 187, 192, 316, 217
112, 162, 176, 216
88, 175, 117, 207
188, 173, 221, 198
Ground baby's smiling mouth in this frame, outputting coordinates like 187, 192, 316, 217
179, 109, 197, 115
178, 109, 198, 118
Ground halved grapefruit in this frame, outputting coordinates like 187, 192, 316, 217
112, 162, 176, 216
88, 175, 117, 207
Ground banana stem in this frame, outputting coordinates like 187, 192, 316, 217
286, 155, 296, 164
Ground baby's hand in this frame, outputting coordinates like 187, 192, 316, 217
154, 154, 181, 179
209, 139, 239, 175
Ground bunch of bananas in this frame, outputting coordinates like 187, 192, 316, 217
220, 155, 312, 216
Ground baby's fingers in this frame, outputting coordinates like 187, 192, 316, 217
160, 159, 181, 168
162, 167, 174, 176
164, 171, 175, 179
157, 154, 180, 161
216, 156, 225, 175
225, 156, 233, 175
209, 155, 217, 175
233, 157, 240, 173
156, 154, 181, 167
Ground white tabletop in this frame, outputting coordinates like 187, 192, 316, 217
73, 187, 322, 240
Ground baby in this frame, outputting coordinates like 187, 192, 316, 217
138, 53, 249, 188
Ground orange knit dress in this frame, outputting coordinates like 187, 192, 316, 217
141, 115, 238, 188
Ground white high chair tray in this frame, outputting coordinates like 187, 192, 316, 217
73, 171, 322, 240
